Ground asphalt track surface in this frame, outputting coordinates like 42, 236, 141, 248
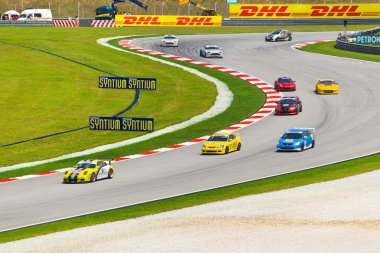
1, 32, 379, 232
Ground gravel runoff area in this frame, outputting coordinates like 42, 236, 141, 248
2, 170, 380, 253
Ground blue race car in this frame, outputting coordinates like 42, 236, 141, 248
277, 128, 315, 152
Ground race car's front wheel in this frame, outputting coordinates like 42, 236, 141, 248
225, 147, 229, 154
288, 36, 292, 41
108, 169, 114, 179
90, 173, 96, 182
237, 143, 241, 151
311, 140, 315, 148
300, 142, 305, 152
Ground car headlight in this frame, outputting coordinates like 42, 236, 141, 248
294, 141, 302, 145
217, 145, 224, 148
83, 170, 88, 175
202, 144, 206, 148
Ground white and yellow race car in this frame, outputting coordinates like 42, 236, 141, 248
63, 159, 114, 183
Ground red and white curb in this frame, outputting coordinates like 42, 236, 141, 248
291, 40, 333, 49
0, 39, 281, 185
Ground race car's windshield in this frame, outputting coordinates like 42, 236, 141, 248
282, 133, 302, 139
271, 30, 281, 35
319, 80, 335, 85
206, 46, 220, 50
279, 99, 296, 105
164, 36, 176, 39
278, 77, 292, 83
75, 163, 96, 169
207, 135, 228, 142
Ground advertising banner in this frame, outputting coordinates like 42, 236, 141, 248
99, 76, 156, 90
89, 116, 154, 132
115, 15, 222, 27
229, 4, 380, 19
356, 35, 380, 44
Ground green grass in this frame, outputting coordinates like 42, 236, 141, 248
300, 41, 380, 62
1, 151, 379, 243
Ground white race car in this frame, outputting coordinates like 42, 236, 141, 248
161, 35, 179, 47
200, 45, 224, 58
265, 30, 292, 42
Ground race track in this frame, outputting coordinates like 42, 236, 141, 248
1, 32, 379, 232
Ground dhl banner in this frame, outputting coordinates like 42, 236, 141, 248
229, 4, 380, 19
115, 15, 222, 27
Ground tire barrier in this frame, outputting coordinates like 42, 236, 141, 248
336, 39, 380, 55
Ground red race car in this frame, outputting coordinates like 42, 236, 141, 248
275, 96, 302, 115
274, 77, 296, 91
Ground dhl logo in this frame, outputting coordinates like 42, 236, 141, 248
229, 4, 380, 19
116, 15, 221, 26
122, 16, 161, 25
176, 17, 216, 26
310, 5, 360, 17
239, 6, 291, 17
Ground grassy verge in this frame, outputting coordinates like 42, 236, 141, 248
300, 41, 380, 62
1, 151, 379, 243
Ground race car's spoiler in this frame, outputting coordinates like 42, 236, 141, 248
292, 128, 315, 134
95, 159, 113, 165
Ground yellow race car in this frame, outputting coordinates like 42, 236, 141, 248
201, 131, 242, 155
315, 79, 339, 94
63, 159, 114, 183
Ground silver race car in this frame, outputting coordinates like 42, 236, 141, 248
161, 35, 179, 47
265, 30, 292, 42
200, 45, 224, 58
